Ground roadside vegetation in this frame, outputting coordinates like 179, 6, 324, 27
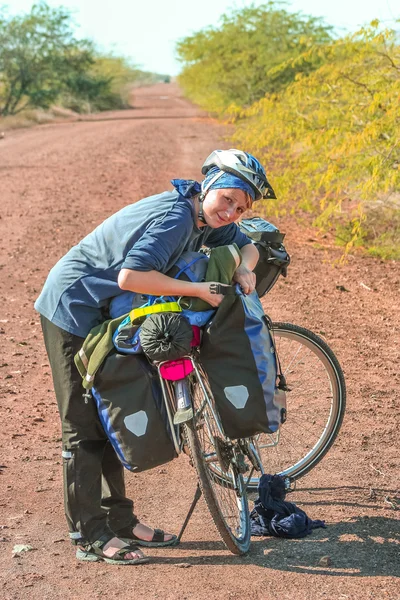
177, 3, 400, 259
0, 2, 167, 122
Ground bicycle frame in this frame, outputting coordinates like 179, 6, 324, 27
157, 352, 266, 492
156, 353, 226, 455
154, 317, 286, 486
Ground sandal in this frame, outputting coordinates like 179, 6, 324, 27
116, 525, 179, 548
76, 534, 150, 565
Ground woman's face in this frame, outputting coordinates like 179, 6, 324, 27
202, 188, 251, 228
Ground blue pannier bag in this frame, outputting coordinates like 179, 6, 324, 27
200, 285, 282, 439
91, 351, 177, 472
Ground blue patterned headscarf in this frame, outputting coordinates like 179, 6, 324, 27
170, 179, 201, 198
201, 167, 256, 200
171, 167, 255, 201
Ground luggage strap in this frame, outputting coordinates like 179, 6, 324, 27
257, 231, 285, 244
129, 301, 182, 323
209, 284, 236, 296
263, 315, 289, 391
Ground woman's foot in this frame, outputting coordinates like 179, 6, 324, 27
132, 523, 175, 544
103, 536, 147, 561
115, 522, 178, 547
76, 535, 149, 564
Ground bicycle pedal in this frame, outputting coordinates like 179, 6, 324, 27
173, 406, 194, 425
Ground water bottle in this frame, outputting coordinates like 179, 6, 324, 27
173, 378, 193, 425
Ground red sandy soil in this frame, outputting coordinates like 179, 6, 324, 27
0, 83, 399, 600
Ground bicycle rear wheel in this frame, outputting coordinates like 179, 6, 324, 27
247, 322, 346, 489
184, 365, 250, 555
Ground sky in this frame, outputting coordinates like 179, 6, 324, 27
6, 0, 399, 75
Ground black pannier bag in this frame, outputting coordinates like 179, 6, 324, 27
91, 351, 177, 472
239, 217, 290, 297
200, 288, 281, 439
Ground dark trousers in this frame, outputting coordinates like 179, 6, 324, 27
40, 316, 138, 544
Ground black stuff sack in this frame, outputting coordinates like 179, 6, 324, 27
139, 312, 193, 363
200, 287, 280, 439
91, 351, 177, 472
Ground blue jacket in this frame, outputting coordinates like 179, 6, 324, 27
34, 190, 251, 337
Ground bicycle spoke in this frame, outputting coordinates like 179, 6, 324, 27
189, 371, 248, 542
247, 322, 346, 485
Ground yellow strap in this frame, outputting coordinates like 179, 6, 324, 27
129, 301, 182, 323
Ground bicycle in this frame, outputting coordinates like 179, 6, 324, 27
154, 311, 346, 555
149, 217, 346, 555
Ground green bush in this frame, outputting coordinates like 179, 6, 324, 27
0, 2, 93, 115
0, 3, 167, 116
177, 2, 332, 113
177, 8, 400, 259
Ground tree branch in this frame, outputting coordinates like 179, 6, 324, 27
374, 142, 399, 164
375, 50, 400, 72
12, 100, 31, 114
339, 73, 375, 97
0, 75, 21, 115
9, 83, 27, 114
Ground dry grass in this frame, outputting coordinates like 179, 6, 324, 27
0, 106, 78, 132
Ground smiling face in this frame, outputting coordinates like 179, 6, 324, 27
201, 188, 251, 228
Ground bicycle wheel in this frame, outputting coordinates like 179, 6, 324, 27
184, 365, 250, 555
247, 322, 346, 489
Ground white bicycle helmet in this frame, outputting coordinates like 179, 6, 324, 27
201, 149, 276, 201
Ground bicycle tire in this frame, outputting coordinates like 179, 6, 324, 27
247, 322, 346, 488
184, 369, 250, 555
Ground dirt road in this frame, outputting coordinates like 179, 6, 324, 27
0, 83, 399, 599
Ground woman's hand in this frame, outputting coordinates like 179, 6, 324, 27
232, 264, 256, 295
195, 281, 230, 307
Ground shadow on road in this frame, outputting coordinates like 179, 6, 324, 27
151, 516, 399, 577
76, 115, 208, 122
292, 485, 399, 510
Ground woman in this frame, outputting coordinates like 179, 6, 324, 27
34, 148, 276, 565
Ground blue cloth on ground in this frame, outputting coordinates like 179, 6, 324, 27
250, 474, 326, 538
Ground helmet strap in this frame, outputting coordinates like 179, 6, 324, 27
197, 193, 207, 224
198, 171, 223, 225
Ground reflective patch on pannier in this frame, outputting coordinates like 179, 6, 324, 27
224, 385, 249, 409
92, 352, 177, 472
124, 410, 148, 437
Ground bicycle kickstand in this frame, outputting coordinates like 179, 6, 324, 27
176, 484, 202, 543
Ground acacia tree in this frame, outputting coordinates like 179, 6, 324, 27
176, 2, 333, 113
0, 2, 93, 115
232, 24, 400, 257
